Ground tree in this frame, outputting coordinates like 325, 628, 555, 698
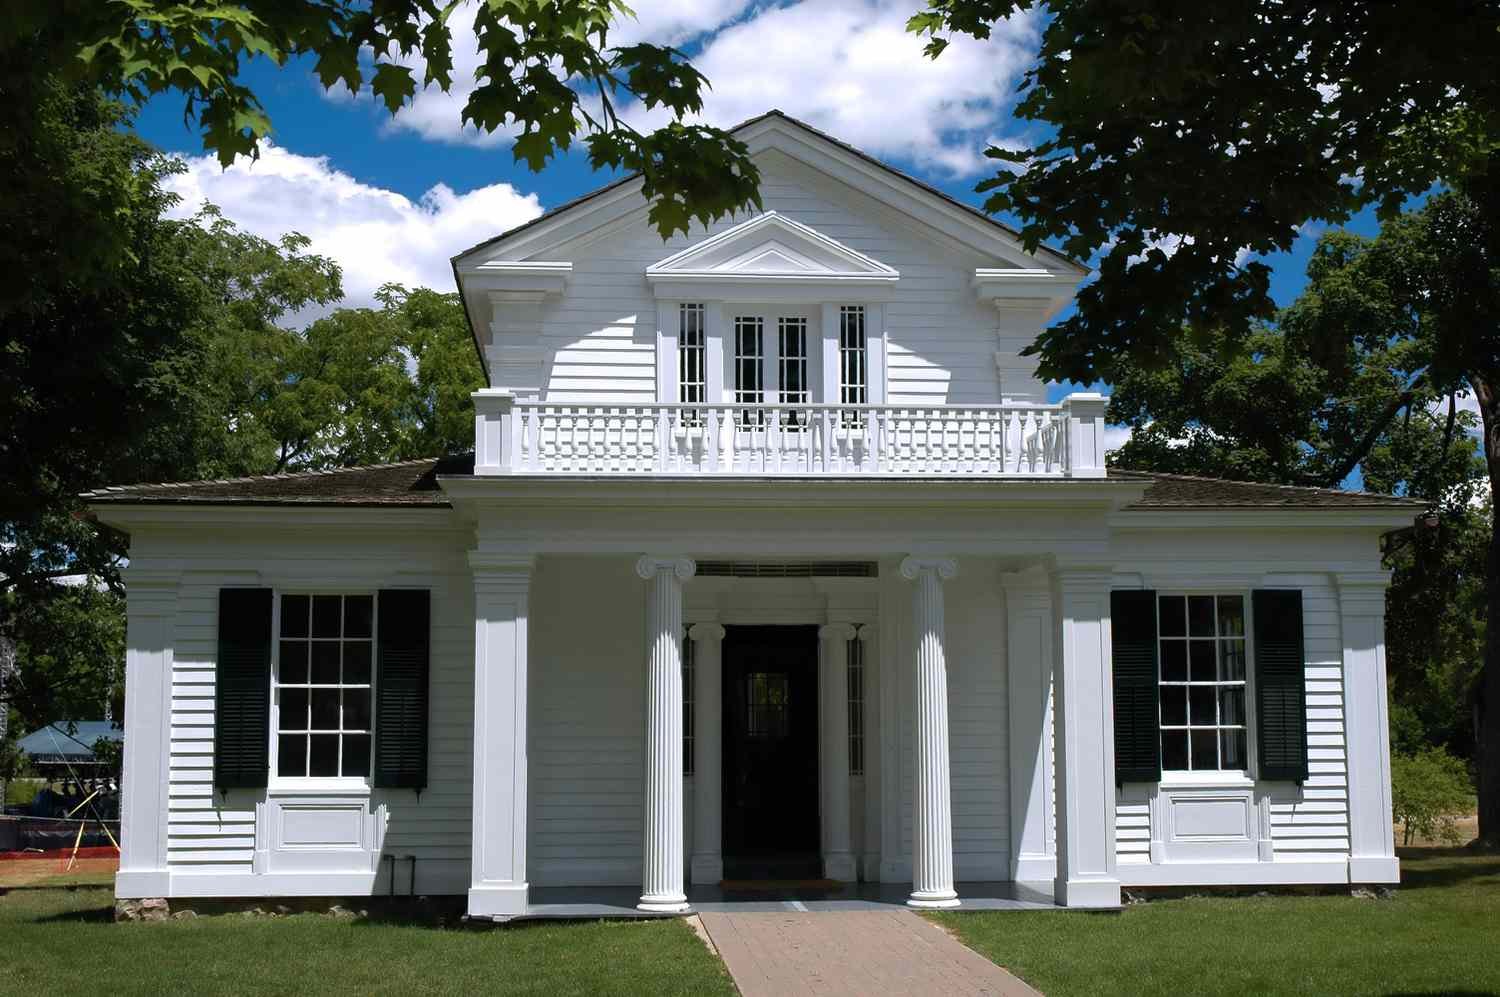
1392, 747, 1477, 846
910, 0, 1500, 845
2, 1, 761, 240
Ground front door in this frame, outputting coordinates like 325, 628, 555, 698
721, 625, 820, 879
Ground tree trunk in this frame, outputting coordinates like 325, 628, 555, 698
1473, 373, 1500, 848
0, 634, 13, 809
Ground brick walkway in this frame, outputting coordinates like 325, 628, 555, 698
697, 910, 1041, 997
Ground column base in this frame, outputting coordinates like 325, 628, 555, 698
468, 883, 529, 919
906, 888, 961, 909
690, 854, 724, 886
823, 852, 857, 883
1054, 877, 1120, 908
1349, 855, 1400, 884
115, 869, 171, 898
1011, 854, 1057, 883
638, 895, 691, 914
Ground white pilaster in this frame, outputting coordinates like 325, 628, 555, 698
637, 556, 696, 912
1003, 568, 1057, 884
820, 623, 858, 882
115, 568, 179, 899
1337, 572, 1400, 884
468, 553, 534, 919
900, 556, 960, 908
857, 623, 882, 880
688, 621, 725, 885
1050, 562, 1121, 908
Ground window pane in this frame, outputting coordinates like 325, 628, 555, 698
308, 735, 339, 777
312, 595, 342, 638
343, 641, 371, 684
278, 734, 306, 777
1190, 640, 1217, 682
344, 689, 371, 731
311, 642, 340, 684
1161, 685, 1187, 726
310, 689, 340, 730
343, 596, 373, 639
1161, 731, 1189, 770
1217, 595, 1245, 636
1188, 685, 1216, 726
1219, 639, 1246, 681
1190, 729, 1219, 770
280, 641, 308, 684
280, 595, 309, 638
1160, 641, 1187, 682
1158, 596, 1185, 638
1188, 596, 1216, 636
342, 734, 371, 778
1220, 729, 1247, 770
280, 688, 309, 731
1219, 687, 1245, 726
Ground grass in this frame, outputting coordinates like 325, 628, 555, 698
0, 889, 736, 997
932, 848, 1500, 996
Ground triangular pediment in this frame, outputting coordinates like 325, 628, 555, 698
647, 211, 898, 281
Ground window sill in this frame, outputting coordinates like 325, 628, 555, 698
1158, 771, 1256, 789
267, 779, 373, 797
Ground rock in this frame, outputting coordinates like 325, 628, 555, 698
171, 909, 198, 920
115, 897, 171, 923
328, 904, 357, 920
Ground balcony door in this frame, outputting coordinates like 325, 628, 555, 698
728, 308, 817, 410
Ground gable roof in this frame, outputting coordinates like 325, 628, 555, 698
451, 109, 1085, 274
83, 457, 1425, 513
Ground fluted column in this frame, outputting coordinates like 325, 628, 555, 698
688, 621, 726, 885
820, 623, 858, 882
900, 556, 960, 908
637, 556, 696, 912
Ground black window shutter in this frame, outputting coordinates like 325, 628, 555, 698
215, 588, 273, 791
375, 589, 431, 790
1253, 589, 1308, 782
1111, 589, 1161, 784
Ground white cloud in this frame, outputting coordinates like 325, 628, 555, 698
623, 0, 1042, 177
353, 0, 1039, 177
162, 141, 543, 308
1104, 424, 1133, 453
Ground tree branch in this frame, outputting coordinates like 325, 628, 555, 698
1317, 385, 1420, 488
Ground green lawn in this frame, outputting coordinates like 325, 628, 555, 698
933, 849, 1500, 996
0, 888, 736, 997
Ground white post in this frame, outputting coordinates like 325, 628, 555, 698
472, 389, 517, 475
1004, 568, 1057, 884
115, 568, 178, 899
1059, 392, 1109, 479
468, 553, 534, 919
1050, 561, 1121, 907
857, 623, 881, 881
900, 556, 960, 908
820, 623, 858, 882
1337, 572, 1400, 883
688, 622, 725, 885
637, 556, 696, 912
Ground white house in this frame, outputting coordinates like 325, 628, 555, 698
90, 111, 1417, 920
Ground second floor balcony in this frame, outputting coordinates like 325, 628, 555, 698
473, 392, 1108, 478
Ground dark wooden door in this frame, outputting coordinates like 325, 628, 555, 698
721, 625, 820, 879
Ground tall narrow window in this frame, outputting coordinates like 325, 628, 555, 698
734, 315, 764, 426
778, 316, 808, 428
1158, 594, 1249, 772
678, 304, 706, 405
275, 594, 374, 779
682, 631, 695, 777
839, 306, 868, 405
847, 634, 864, 776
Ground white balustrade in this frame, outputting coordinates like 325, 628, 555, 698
472, 392, 1108, 478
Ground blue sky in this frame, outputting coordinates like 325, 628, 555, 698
132, 0, 1391, 422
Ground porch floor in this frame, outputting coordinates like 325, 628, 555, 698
515, 881, 1059, 920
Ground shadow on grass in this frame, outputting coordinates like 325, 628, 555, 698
35, 906, 115, 924
1397, 849, 1500, 890
1385, 991, 1499, 997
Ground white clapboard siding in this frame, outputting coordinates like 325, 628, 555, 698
1116, 800, 1152, 864
519, 156, 1035, 407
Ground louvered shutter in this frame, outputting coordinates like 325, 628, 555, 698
374, 589, 430, 790
1253, 589, 1308, 782
214, 588, 273, 790
1111, 589, 1161, 784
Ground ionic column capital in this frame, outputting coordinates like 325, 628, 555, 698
899, 556, 958, 582
688, 621, 726, 642
819, 622, 858, 642
855, 623, 878, 644
636, 555, 697, 582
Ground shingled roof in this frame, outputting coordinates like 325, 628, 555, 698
82, 456, 1426, 511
